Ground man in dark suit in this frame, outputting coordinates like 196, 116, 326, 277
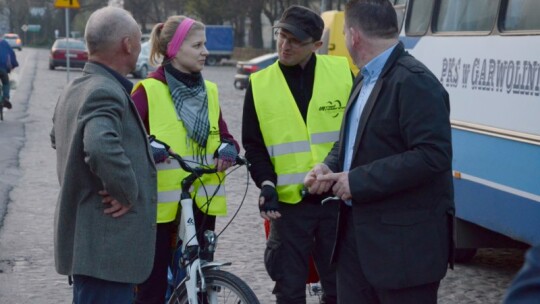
504, 245, 540, 304
304, 0, 454, 303
50, 7, 157, 304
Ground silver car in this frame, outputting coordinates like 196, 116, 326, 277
132, 41, 156, 79
3, 33, 22, 51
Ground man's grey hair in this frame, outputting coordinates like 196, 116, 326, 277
85, 6, 139, 54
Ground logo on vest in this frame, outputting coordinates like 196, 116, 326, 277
187, 217, 195, 226
319, 100, 345, 118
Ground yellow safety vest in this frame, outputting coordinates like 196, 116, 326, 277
251, 55, 352, 203
134, 79, 227, 223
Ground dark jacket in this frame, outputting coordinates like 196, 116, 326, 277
504, 245, 540, 304
0, 39, 18, 72
325, 42, 455, 289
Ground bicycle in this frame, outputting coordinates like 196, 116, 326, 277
165, 150, 260, 304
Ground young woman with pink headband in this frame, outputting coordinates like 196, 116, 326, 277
131, 15, 239, 304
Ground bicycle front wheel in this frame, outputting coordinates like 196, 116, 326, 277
168, 269, 260, 304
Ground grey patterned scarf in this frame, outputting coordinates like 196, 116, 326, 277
165, 69, 209, 147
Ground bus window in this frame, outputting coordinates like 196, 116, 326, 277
434, 0, 498, 33
502, 0, 540, 31
405, 0, 435, 36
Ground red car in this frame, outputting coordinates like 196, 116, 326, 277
49, 38, 88, 70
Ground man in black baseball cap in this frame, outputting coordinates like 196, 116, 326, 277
273, 5, 324, 42
242, 4, 353, 304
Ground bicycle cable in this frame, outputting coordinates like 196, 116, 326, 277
179, 158, 251, 248
215, 163, 251, 238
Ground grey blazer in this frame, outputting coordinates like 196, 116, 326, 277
51, 62, 157, 283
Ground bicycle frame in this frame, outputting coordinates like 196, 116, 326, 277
167, 152, 248, 304
178, 197, 206, 303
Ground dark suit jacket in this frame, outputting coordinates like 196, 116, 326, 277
324, 42, 455, 289
504, 245, 540, 304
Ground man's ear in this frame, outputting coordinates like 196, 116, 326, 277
312, 40, 324, 52
349, 27, 361, 47
122, 36, 132, 54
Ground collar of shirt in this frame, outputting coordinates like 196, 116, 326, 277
342, 43, 397, 206
90, 61, 134, 93
360, 43, 398, 85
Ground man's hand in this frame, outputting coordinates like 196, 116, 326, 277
316, 172, 352, 201
304, 163, 334, 195
259, 184, 281, 220
99, 190, 132, 218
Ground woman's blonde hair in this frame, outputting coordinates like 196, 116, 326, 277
149, 16, 205, 66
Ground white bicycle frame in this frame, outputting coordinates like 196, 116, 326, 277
163, 149, 248, 304
178, 197, 205, 303
176, 195, 228, 303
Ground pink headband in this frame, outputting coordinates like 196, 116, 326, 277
167, 18, 195, 58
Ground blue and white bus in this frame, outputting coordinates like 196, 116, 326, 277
322, 0, 540, 260
397, 0, 540, 259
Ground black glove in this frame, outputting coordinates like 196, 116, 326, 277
149, 135, 170, 164
259, 185, 279, 213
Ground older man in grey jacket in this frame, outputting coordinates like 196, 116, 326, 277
50, 7, 157, 304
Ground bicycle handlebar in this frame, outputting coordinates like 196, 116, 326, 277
168, 151, 249, 195
169, 152, 249, 174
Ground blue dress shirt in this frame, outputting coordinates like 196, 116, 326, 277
342, 44, 397, 205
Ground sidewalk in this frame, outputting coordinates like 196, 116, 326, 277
0, 48, 72, 303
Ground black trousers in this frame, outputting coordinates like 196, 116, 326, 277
266, 199, 339, 304
336, 206, 440, 304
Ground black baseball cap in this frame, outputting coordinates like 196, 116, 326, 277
273, 5, 324, 41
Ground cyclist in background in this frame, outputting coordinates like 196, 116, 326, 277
131, 15, 239, 304
0, 35, 18, 109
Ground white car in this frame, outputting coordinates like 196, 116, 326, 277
3, 33, 22, 51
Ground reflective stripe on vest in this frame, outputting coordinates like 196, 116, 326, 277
251, 55, 352, 203
134, 79, 227, 222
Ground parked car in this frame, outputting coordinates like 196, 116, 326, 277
234, 53, 278, 90
49, 38, 88, 70
2, 33, 22, 51
132, 41, 156, 79
141, 33, 151, 42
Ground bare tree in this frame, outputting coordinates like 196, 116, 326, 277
248, 0, 264, 48
124, 0, 153, 32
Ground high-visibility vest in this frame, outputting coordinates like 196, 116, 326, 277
251, 55, 352, 203
134, 79, 226, 223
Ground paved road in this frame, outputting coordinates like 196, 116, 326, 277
0, 48, 526, 303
